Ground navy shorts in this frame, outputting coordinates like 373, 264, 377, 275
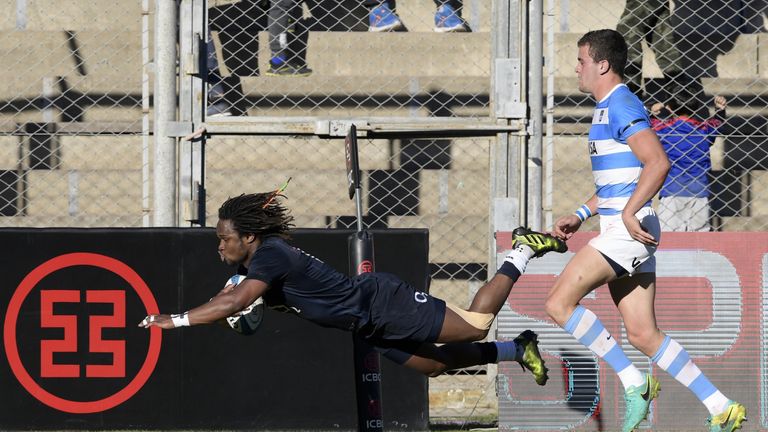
353, 273, 446, 364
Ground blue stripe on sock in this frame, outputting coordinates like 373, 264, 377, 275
665, 349, 691, 378
651, 335, 671, 362
564, 305, 586, 334
578, 319, 605, 347
603, 344, 632, 373
688, 374, 718, 401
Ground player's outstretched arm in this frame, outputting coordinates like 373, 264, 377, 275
138, 278, 267, 330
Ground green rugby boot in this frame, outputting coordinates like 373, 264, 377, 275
513, 330, 549, 386
622, 373, 660, 432
512, 227, 568, 258
707, 401, 746, 432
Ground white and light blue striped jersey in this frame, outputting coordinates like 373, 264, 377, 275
588, 84, 652, 216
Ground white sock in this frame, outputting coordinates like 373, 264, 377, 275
504, 245, 533, 274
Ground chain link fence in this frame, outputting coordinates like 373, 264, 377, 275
0, 0, 500, 423
0, 0, 148, 227
546, 0, 768, 233
206, 0, 491, 118
4, 0, 768, 428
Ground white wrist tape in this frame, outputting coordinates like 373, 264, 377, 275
574, 204, 593, 222
171, 312, 190, 328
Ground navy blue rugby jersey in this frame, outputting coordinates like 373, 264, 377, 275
239, 236, 373, 332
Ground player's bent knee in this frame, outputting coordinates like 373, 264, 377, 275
446, 303, 493, 338
544, 297, 569, 325
626, 327, 660, 354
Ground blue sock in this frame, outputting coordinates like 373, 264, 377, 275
651, 335, 729, 415
564, 305, 645, 390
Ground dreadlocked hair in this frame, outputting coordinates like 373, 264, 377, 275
218, 192, 295, 239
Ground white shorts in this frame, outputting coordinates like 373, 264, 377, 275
588, 207, 660, 276
657, 196, 710, 232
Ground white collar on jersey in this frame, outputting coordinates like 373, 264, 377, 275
598, 83, 628, 103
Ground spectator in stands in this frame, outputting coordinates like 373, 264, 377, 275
139, 191, 569, 379
651, 94, 728, 232
616, 0, 701, 103
266, 0, 313, 76
207, 35, 238, 117
207, 0, 312, 116
366, 0, 467, 32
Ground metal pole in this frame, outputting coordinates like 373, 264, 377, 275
491, 3, 526, 427
528, 0, 544, 230
544, 0, 556, 230
490, 0, 525, 270
348, 230, 383, 432
354, 189, 364, 232
153, 0, 178, 226
142, 0, 150, 227
345, 125, 384, 432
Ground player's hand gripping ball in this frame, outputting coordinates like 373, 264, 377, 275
224, 274, 264, 335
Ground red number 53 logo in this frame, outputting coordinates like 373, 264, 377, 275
3, 253, 161, 414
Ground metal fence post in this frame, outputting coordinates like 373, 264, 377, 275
491, 0, 526, 258
527, 0, 544, 230
178, 0, 206, 226
153, 0, 179, 227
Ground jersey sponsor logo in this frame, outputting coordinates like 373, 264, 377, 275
588, 141, 597, 155
414, 292, 429, 303
631, 257, 641, 268
592, 108, 609, 125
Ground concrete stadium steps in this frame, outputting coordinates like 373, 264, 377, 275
226, 32, 491, 113
205, 136, 394, 171
7, 134, 145, 171
0, 136, 20, 169
204, 168, 356, 219
24, 169, 143, 217
3, 27, 766, 123
58, 135, 144, 170
0, 30, 144, 100
243, 31, 491, 77
239, 103, 489, 119
748, 169, 768, 215
550, 0, 624, 34
0, 0, 145, 32
236, 74, 489, 117
388, 214, 487, 262
416, 168, 488, 216
0, 0, 490, 33
0, 214, 144, 227
204, 166, 488, 220
0, 110, 144, 132
239, 75, 489, 100
204, 135, 490, 171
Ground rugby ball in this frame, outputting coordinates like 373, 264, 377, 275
223, 274, 264, 335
